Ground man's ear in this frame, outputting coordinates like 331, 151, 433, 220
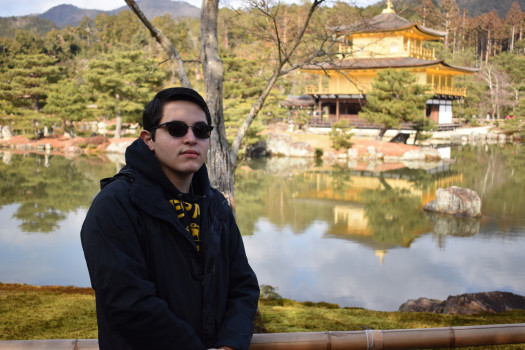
140, 130, 155, 151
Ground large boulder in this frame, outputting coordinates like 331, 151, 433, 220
402, 147, 441, 161
1, 126, 13, 140
399, 297, 444, 313
246, 141, 267, 158
399, 291, 525, 315
106, 140, 133, 154
424, 186, 481, 217
266, 133, 313, 157
63, 145, 83, 156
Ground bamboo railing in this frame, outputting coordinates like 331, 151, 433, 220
1, 324, 525, 349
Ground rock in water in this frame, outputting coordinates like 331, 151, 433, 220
423, 186, 481, 217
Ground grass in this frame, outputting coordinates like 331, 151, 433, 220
2, 283, 525, 349
258, 299, 525, 333
0, 283, 97, 340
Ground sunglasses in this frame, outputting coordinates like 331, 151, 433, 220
151, 121, 213, 139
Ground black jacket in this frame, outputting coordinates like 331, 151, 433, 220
81, 138, 259, 350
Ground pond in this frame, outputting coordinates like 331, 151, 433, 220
0, 143, 524, 311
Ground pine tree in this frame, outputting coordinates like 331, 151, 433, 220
505, 2, 524, 52
0, 53, 62, 136
0, 53, 62, 112
42, 80, 92, 137
359, 69, 433, 141
416, 0, 439, 28
84, 50, 166, 138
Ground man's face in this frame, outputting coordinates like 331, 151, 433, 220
144, 100, 210, 187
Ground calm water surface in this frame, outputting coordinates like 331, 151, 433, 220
0, 144, 524, 311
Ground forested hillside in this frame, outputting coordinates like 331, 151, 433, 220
0, 0, 524, 147
455, 0, 525, 18
0, 16, 58, 38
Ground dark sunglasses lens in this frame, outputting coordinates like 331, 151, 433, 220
166, 122, 188, 137
192, 123, 212, 139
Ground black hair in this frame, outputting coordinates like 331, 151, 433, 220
142, 87, 212, 140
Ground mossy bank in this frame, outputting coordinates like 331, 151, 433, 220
2, 283, 525, 349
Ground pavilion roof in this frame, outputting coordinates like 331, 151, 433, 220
302, 57, 477, 73
280, 95, 315, 107
333, 12, 446, 39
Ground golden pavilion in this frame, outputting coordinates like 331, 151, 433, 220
299, 0, 476, 128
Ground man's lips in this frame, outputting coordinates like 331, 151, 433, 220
181, 150, 200, 156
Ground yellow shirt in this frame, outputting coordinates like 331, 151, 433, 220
169, 199, 201, 252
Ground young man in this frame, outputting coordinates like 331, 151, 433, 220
81, 87, 259, 350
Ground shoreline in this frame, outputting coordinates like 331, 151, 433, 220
0, 125, 512, 161
2, 282, 525, 315
3, 281, 525, 345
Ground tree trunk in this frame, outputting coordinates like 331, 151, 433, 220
114, 113, 121, 139
200, 0, 234, 207
69, 120, 75, 138
495, 74, 501, 119
376, 127, 388, 141
486, 28, 491, 62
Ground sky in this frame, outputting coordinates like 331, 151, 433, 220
0, 0, 378, 18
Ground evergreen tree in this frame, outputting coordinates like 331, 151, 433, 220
222, 55, 287, 154
491, 51, 525, 117
84, 50, 166, 138
0, 53, 62, 112
505, 2, 524, 52
12, 30, 44, 54
42, 80, 92, 137
415, 0, 439, 28
359, 69, 432, 141
0, 53, 62, 136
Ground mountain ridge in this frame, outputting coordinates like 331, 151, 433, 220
37, 0, 200, 27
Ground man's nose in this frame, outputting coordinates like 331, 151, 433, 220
182, 127, 197, 143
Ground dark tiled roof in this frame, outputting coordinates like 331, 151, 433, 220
280, 95, 315, 107
334, 12, 445, 38
303, 57, 477, 72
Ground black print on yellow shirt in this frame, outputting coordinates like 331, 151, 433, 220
169, 199, 201, 252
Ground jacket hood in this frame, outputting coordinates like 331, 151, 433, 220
102, 138, 210, 199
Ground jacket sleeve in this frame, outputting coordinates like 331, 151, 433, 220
214, 209, 260, 350
81, 183, 207, 350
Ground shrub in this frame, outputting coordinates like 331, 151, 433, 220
329, 120, 353, 150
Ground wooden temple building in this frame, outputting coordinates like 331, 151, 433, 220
294, 0, 476, 129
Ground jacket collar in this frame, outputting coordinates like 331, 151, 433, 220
122, 138, 213, 226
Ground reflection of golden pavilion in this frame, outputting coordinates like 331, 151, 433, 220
295, 167, 462, 239
375, 250, 387, 264
300, 168, 462, 206
334, 205, 369, 235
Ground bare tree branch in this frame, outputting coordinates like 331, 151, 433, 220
124, 0, 192, 87
229, 0, 327, 169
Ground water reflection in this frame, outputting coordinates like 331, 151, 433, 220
0, 144, 524, 311
0, 151, 116, 232
234, 144, 525, 310
236, 159, 463, 249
